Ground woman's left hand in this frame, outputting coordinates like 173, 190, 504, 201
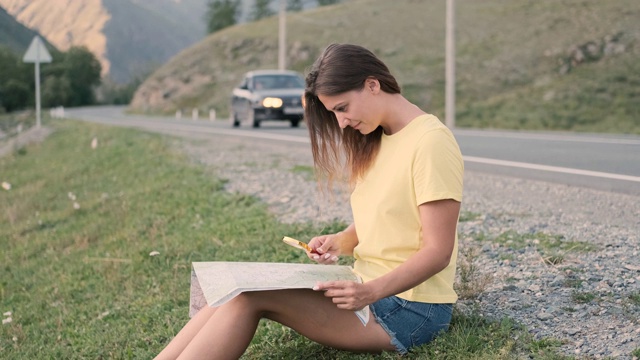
313, 281, 376, 311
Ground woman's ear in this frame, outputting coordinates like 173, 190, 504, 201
366, 77, 380, 94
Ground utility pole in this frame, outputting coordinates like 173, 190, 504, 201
278, 0, 286, 70
445, 0, 456, 129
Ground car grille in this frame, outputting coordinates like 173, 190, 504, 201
281, 96, 303, 107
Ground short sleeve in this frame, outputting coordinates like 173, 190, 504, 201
412, 128, 464, 205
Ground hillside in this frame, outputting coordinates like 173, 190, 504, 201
0, 6, 54, 54
129, 0, 640, 133
0, 0, 207, 83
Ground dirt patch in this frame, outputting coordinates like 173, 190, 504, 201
0, 126, 54, 158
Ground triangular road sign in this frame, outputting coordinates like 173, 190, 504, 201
23, 36, 52, 63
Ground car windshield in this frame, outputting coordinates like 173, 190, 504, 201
252, 75, 304, 90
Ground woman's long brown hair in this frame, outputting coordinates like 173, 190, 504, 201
304, 44, 401, 187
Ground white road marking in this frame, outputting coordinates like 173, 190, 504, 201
464, 156, 640, 183
455, 130, 640, 145
201, 127, 311, 144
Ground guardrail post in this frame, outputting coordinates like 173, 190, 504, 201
50, 106, 65, 119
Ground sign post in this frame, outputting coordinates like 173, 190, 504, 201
23, 36, 52, 129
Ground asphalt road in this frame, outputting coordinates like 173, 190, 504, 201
65, 106, 640, 196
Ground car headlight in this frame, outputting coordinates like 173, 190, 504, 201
262, 97, 283, 108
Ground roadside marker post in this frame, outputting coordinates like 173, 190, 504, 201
23, 36, 52, 129
50, 106, 65, 118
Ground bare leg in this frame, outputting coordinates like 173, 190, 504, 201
154, 306, 218, 360
172, 289, 394, 359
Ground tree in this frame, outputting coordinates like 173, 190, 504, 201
205, 0, 240, 34
0, 46, 31, 112
287, 0, 303, 12
42, 76, 71, 107
0, 44, 102, 111
63, 46, 102, 106
317, 0, 340, 5
97, 68, 152, 105
1, 79, 30, 112
251, 0, 274, 21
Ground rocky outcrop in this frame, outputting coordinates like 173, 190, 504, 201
0, 0, 111, 76
555, 33, 629, 75
0, 0, 206, 83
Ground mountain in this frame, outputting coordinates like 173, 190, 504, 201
129, 0, 640, 134
0, 5, 54, 54
101, 0, 208, 83
0, 0, 208, 83
0, 0, 328, 83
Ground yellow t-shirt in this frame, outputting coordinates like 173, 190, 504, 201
351, 114, 464, 303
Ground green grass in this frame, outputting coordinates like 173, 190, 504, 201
456, 247, 491, 300
492, 231, 596, 253
291, 164, 315, 181
1, 119, 574, 359
482, 230, 597, 266
571, 291, 597, 304
563, 278, 584, 289
458, 211, 481, 222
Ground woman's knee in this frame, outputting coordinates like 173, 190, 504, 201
194, 303, 217, 319
224, 292, 266, 318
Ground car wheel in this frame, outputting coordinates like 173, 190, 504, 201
230, 110, 240, 127
290, 118, 300, 128
246, 109, 260, 128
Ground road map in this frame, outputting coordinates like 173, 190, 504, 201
189, 262, 370, 325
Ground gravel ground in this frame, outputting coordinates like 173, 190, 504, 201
179, 131, 640, 359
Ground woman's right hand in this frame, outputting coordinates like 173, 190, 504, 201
307, 233, 341, 264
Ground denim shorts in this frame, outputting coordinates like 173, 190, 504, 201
370, 296, 453, 354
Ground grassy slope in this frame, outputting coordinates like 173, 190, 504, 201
130, 0, 640, 134
0, 120, 570, 359
0, 120, 339, 358
455, 0, 640, 133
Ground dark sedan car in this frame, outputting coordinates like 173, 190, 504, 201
230, 70, 305, 128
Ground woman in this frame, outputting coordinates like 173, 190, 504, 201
155, 43, 463, 359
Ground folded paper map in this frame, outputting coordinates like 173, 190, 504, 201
189, 261, 370, 325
